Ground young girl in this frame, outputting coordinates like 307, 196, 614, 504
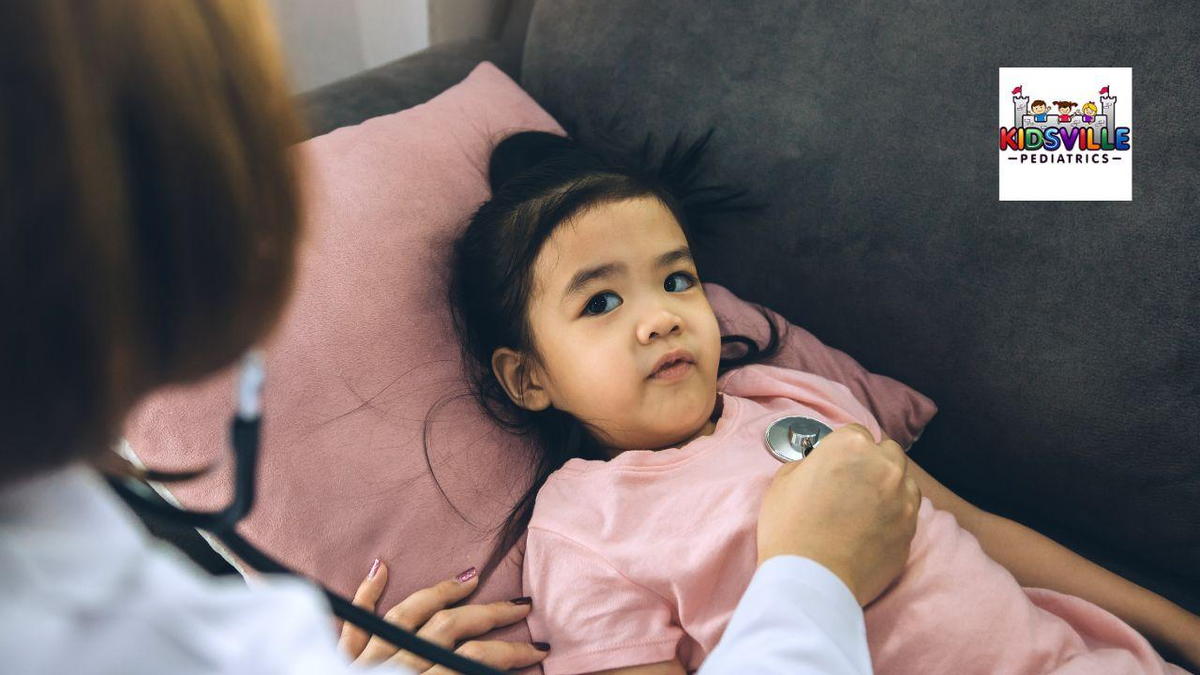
1053, 100, 1077, 122
444, 129, 1200, 674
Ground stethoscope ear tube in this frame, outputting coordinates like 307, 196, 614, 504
107, 418, 258, 532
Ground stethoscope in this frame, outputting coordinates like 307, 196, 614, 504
106, 351, 506, 675
763, 414, 834, 462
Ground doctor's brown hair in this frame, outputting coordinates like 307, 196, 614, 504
0, 0, 306, 486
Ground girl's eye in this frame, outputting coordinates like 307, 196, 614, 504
665, 271, 697, 293
583, 292, 621, 316
580, 272, 697, 317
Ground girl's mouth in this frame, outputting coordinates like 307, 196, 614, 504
650, 359, 694, 381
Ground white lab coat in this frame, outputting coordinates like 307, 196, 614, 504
0, 462, 871, 674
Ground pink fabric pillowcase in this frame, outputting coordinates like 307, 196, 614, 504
123, 61, 937, 656
705, 282, 935, 453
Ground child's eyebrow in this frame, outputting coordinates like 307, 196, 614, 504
561, 246, 694, 303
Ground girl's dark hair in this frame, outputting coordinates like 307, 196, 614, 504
435, 123, 782, 583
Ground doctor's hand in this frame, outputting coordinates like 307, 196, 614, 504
756, 423, 921, 607
338, 560, 550, 673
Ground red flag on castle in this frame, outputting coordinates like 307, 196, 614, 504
1012, 85, 1022, 94
1100, 85, 1110, 94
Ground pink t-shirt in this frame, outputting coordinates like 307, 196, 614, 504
522, 364, 1183, 674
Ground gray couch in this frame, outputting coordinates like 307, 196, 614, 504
300, 0, 1199, 622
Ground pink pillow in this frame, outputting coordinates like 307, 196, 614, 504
123, 61, 937, 664
705, 282, 936, 452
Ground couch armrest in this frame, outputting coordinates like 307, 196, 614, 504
295, 37, 520, 138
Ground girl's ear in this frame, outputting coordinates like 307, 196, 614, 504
491, 347, 551, 411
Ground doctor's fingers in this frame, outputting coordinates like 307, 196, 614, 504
339, 559, 390, 660
878, 436, 921, 522
355, 572, 482, 664
420, 639, 550, 675
903, 461, 923, 525
385, 599, 538, 672
836, 424, 918, 516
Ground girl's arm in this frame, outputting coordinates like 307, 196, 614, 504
907, 458, 1200, 669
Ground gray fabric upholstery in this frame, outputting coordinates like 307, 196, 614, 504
296, 37, 519, 137
519, 0, 1200, 616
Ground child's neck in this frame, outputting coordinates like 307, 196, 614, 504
605, 393, 724, 458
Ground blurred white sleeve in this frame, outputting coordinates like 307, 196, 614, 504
698, 556, 872, 675
0, 462, 417, 675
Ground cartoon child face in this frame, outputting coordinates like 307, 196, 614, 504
1030, 102, 1048, 115
1057, 103, 1073, 114
1083, 102, 1098, 116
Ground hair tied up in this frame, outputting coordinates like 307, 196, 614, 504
487, 130, 580, 194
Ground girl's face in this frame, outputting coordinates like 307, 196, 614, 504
492, 196, 722, 454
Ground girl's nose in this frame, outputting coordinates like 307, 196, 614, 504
638, 309, 683, 343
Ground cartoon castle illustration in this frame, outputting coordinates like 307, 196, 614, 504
1012, 89, 1117, 138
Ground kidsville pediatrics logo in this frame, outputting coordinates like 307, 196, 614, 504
998, 67, 1132, 201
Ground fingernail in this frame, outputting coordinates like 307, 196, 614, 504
533, 642, 551, 651
455, 566, 477, 583
509, 596, 532, 605
368, 558, 381, 579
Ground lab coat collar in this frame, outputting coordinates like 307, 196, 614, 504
0, 461, 155, 609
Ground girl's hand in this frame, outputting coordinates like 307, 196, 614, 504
338, 559, 550, 673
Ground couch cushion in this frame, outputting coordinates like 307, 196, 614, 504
518, 0, 1199, 612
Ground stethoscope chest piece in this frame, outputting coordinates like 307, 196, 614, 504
763, 415, 833, 463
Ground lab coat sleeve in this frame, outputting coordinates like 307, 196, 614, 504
0, 462, 420, 675
697, 556, 872, 675
116, 563, 414, 675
